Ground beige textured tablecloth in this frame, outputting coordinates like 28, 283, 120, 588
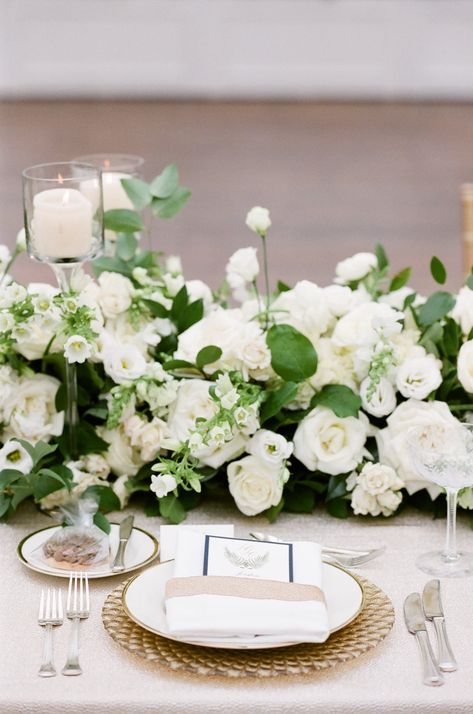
1, 500, 473, 714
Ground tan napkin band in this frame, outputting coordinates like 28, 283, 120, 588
165, 576, 325, 603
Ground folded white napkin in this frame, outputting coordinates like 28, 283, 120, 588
165, 531, 330, 644
159, 523, 234, 562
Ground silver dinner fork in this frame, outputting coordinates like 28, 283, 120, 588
38, 588, 63, 678
62, 572, 90, 676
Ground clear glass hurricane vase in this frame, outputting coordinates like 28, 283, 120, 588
22, 161, 104, 457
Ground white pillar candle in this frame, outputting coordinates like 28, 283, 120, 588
80, 172, 133, 212
33, 188, 93, 259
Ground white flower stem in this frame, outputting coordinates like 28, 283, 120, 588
260, 233, 270, 330
51, 264, 80, 458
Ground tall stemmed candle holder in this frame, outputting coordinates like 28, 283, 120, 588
22, 161, 104, 457
73, 154, 145, 249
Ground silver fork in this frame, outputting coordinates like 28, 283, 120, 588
38, 588, 63, 678
249, 532, 385, 568
62, 572, 90, 676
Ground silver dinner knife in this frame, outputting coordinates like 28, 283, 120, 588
404, 592, 444, 687
111, 515, 134, 573
422, 579, 457, 672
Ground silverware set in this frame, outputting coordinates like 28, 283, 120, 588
404, 579, 457, 687
37, 572, 90, 678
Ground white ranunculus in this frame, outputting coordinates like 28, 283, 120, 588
293, 406, 369, 475
167, 380, 218, 441
335, 252, 377, 284
0, 440, 33, 474
245, 206, 271, 235
375, 399, 458, 497
3, 375, 64, 444
100, 425, 143, 477
451, 286, 473, 335
64, 335, 92, 364
395, 354, 442, 400
150, 472, 178, 498
227, 455, 287, 516
186, 280, 214, 312
357, 462, 403, 496
226, 247, 259, 288
103, 343, 147, 385
332, 302, 402, 350
457, 340, 473, 393
97, 272, 133, 319
309, 338, 357, 392
350, 485, 382, 516
272, 281, 332, 344
360, 377, 397, 418
247, 429, 293, 466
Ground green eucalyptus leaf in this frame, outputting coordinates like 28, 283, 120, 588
33, 468, 69, 501
430, 256, 447, 285
121, 177, 152, 210
159, 494, 187, 524
389, 267, 411, 292
196, 345, 223, 370
152, 187, 192, 219
375, 243, 389, 271
150, 164, 179, 199
261, 382, 298, 423
467, 274, 473, 290
92, 256, 133, 278
104, 209, 144, 234
418, 291, 456, 327
266, 324, 317, 383
116, 233, 138, 261
311, 384, 361, 418
83, 485, 121, 513
163, 358, 198, 372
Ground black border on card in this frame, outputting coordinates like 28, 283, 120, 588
203, 535, 294, 582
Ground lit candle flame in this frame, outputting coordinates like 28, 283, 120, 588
103, 159, 110, 170
62, 190, 70, 205
57, 173, 64, 184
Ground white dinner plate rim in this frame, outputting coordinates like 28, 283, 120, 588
121, 560, 365, 650
17, 523, 160, 579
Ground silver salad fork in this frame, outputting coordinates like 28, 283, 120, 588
38, 588, 63, 678
62, 572, 90, 676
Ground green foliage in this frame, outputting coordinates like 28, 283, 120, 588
311, 385, 361, 418
121, 178, 152, 210
196, 345, 223, 370
389, 267, 411, 292
418, 291, 456, 327
375, 243, 389, 271
104, 209, 144, 234
430, 256, 447, 285
260, 382, 298, 423
266, 324, 318, 383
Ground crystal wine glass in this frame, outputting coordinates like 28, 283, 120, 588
407, 422, 473, 577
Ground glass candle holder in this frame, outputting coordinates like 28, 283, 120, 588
22, 161, 105, 458
22, 161, 104, 264
72, 153, 144, 212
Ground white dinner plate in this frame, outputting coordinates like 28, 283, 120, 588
122, 560, 364, 650
18, 523, 159, 579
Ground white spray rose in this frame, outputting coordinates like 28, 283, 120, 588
103, 343, 147, 385
0, 440, 33, 474
360, 377, 397, 418
457, 340, 473, 393
226, 247, 259, 290
357, 462, 403, 496
376, 399, 458, 498
335, 252, 377, 284
293, 406, 369, 475
395, 354, 442, 400
245, 206, 271, 235
227, 455, 287, 516
3, 375, 64, 444
349, 462, 403, 516
97, 272, 133, 319
247, 429, 293, 466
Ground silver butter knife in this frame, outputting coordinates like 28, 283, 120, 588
112, 515, 134, 573
404, 592, 444, 687
423, 579, 457, 672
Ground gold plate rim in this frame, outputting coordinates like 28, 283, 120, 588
17, 522, 160, 579
121, 559, 365, 650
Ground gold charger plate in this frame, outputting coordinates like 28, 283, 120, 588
102, 575, 394, 677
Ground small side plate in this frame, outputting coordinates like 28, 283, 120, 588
18, 523, 159, 579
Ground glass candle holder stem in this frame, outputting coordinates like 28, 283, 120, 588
51, 264, 80, 458
444, 488, 458, 562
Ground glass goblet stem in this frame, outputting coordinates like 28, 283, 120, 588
51, 264, 80, 458
444, 488, 459, 562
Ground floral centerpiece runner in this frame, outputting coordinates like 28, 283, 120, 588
1, 163, 472, 527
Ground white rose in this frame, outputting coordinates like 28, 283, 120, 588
100, 425, 143, 476
293, 406, 368, 475
458, 340, 473, 393
357, 462, 403, 496
226, 247, 259, 287
335, 252, 377, 283
332, 302, 402, 350
238, 335, 272, 379
167, 380, 218, 441
103, 343, 147, 385
309, 339, 357, 392
150, 472, 178, 498
360, 377, 397, 418
376, 399, 458, 497
323, 284, 370, 318
272, 281, 332, 344
227, 454, 286, 516
377, 489, 403, 515
247, 429, 293, 466
351, 485, 382, 516
0, 440, 33, 474
3, 375, 64, 444
245, 206, 271, 235
451, 286, 473, 335
98, 272, 133, 319
396, 354, 442, 400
